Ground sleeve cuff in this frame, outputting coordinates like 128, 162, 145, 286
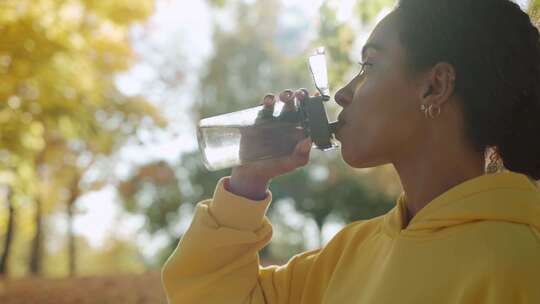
208, 177, 272, 231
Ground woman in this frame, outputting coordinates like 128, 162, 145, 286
162, 0, 540, 303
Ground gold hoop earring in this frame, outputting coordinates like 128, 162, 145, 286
428, 105, 441, 118
420, 104, 441, 119
420, 104, 429, 118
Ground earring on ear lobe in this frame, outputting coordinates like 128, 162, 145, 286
420, 103, 428, 112
420, 88, 429, 117
420, 103, 441, 119
419, 86, 441, 119
420, 103, 429, 118
428, 104, 441, 119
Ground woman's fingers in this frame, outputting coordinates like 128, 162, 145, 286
279, 90, 294, 102
295, 89, 307, 101
262, 94, 276, 109
263, 89, 313, 110
255, 94, 276, 122
279, 89, 296, 112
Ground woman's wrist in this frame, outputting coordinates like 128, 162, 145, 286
229, 169, 270, 200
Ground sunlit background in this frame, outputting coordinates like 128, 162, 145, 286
0, 0, 533, 302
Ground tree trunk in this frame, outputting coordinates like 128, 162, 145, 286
315, 217, 325, 249
29, 197, 43, 275
29, 147, 49, 276
316, 223, 324, 249
67, 199, 76, 277
0, 187, 15, 276
66, 174, 81, 277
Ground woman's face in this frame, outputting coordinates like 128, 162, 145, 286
334, 11, 426, 168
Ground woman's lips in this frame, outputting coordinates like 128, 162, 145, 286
329, 118, 345, 139
337, 112, 346, 124
337, 114, 346, 138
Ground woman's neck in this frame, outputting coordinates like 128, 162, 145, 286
394, 145, 485, 228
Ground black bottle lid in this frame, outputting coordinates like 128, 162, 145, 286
299, 89, 335, 150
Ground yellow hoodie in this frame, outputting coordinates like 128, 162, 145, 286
162, 171, 540, 303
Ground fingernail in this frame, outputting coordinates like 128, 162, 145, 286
264, 94, 274, 105
279, 91, 291, 102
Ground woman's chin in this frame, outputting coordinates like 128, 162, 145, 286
340, 144, 385, 169
340, 146, 361, 167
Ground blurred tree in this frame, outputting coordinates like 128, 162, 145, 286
0, 156, 39, 276
0, 186, 14, 275
195, 0, 312, 118
179, 152, 229, 203
131, 152, 230, 266
266, 199, 308, 262
208, 0, 228, 8
0, 0, 165, 277
269, 157, 394, 248
315, 2, 355, 90
355, 0, 395, 25
529, 0, 540, 17
118, 161, 183, 240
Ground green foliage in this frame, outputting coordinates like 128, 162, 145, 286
355, 0, 395, 25
269, 156, 394, 247
529, 0, 540, 18
118, 161, 183, 236
195, 0, 312, 118
0, 0, 163, 172
266, 200, 307, 261
179, 152, 229, 201
315, 2, 355, 89
208, 0, 227, 8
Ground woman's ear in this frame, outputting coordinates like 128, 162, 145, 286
421, 62, 456, 107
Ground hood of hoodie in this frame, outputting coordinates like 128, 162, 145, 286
383, 171, 540, 238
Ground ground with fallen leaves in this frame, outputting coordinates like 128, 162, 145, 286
0, 272, 166, 304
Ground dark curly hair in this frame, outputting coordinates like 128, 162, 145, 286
394, 0, 540, 180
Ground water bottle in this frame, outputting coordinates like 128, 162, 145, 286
197, 47, 340, 171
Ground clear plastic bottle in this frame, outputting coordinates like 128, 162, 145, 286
197, 101, 307, 171
197, 47, 339, 171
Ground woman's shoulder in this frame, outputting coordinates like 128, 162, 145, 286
285, 215, 387, 273
463, 221, 540, 271
319, 214, 387, 255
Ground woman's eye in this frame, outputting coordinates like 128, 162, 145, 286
358, 61, 373, 76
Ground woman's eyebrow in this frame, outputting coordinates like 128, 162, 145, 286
361, 42, 384, 61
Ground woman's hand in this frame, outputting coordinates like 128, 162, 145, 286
230, 89, 313, 200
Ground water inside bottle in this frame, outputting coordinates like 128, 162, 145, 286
198, 120, 306, 171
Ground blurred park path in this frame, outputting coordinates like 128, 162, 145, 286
0, 272, 166, 304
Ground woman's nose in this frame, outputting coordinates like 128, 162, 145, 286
334, 87, 352, 107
